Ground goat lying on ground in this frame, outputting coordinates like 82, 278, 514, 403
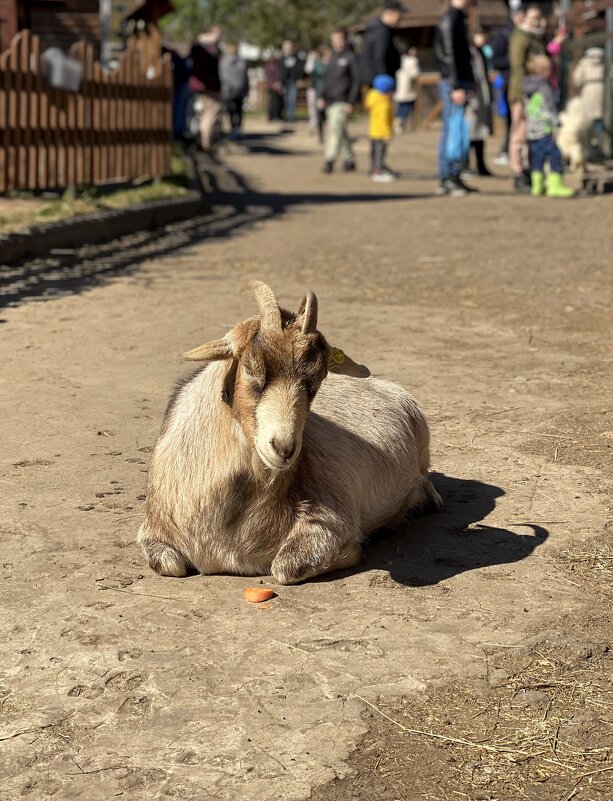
138, 282, 441, 583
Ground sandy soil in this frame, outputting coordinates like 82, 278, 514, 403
0, 122, 611, 801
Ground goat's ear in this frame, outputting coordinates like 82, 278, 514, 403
182, 338, 233, 362
327, 346, 370, 378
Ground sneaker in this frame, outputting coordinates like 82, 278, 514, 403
370, 170, 397, 183
513, 174, 531, 194
342, 160, 356, 172
382, 166, 399, 179
493, 152, 509, 166
322, 161, 333, 174
455, 175, 478, 193
441, 177, 468, 196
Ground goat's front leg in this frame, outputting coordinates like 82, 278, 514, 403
271, 511, 362, 585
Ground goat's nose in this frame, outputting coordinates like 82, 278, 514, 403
270, 438, 296, 462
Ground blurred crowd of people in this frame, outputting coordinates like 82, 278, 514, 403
167, 0, 607, 196
435, 0, 605, 197
166, 24, 249, 150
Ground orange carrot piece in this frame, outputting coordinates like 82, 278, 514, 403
243, 587, 275, 604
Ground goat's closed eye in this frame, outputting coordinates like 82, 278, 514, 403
244, 366, 266, 392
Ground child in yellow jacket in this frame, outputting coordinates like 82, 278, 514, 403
365, 74, 396, 182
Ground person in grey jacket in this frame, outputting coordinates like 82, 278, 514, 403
321, 29, 360, 173
220, 43, 249, 139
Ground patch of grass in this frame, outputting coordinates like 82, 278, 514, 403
99, 181, 187, 211
0, 171, 190, 236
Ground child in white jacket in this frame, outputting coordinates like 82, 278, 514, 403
394, 47, 420, 133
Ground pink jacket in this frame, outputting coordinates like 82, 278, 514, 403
547, 39, 562, 90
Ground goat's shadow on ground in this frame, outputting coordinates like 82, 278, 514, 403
320, 472, 548, 587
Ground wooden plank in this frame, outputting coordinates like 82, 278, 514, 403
93, 61, 101, 183
150, 68, 158, 177
20, 30, 36, 191
71, 42, 85, 185
36, 36, 50, 192
7, 35, 19, 191
0, 50, 9, 193
83, 44, 94, 185
115, 50, 125, 180
99, 66, 109, 181
12, 32, 23, 189
30, 34, 43, 191
137, 49, 146, 179
143, 65, 151, 177
56, 83, 68, 189
163, 56, 172, 175
126, 50, 136, 179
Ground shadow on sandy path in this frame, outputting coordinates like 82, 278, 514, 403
0, 136, 433, 315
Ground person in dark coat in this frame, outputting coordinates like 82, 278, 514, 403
277, 40, 305, 122
434, 0, 476, 195
466, 30, 493, 176
490, 6, 524, 165
265, 55, 284, 121
359, 0, 404, 87
189, 26, 223, 151
164, 46, 190, 141
220, 43, 249, 139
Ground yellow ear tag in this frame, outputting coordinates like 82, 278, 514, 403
330, 347, 346, 366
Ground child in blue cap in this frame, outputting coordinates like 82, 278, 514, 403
364, 74, 397, 181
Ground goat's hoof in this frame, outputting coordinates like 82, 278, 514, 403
271, 570, 303, 586
270, 555, 308, 585
145, 542, 190, 577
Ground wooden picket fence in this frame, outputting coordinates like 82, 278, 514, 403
0, 29, 173, 194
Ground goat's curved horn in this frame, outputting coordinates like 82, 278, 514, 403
300, 291, 318, 334
251, 281, 282, 331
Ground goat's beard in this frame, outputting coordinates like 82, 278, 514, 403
251, 449, 279, 484
250, 448, 296, 487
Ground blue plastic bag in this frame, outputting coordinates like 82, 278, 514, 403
445, 103, 470, 164
493, 73, 509, 118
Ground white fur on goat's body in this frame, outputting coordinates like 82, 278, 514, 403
138, 360, 437, 580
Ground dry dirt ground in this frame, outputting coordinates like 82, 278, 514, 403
0, 122, 612, 801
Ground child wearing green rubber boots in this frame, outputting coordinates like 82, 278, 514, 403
524, 55, 574, 198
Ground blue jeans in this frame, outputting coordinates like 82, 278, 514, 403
173, 82, 190, 139
438, 79, 470, 180
395, 101, 414, 121
529, 135, 563, 174
593, 119, 604, 141
284, 81, 297, 122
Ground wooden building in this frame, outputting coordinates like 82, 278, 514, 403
567, 0, 613, 34
0, 0, 21, 52
354, 1, 511, 71
2, 0, 100, 54
125, 0, 175, 27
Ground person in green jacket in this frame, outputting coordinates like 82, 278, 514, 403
508, 3, 546, 192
